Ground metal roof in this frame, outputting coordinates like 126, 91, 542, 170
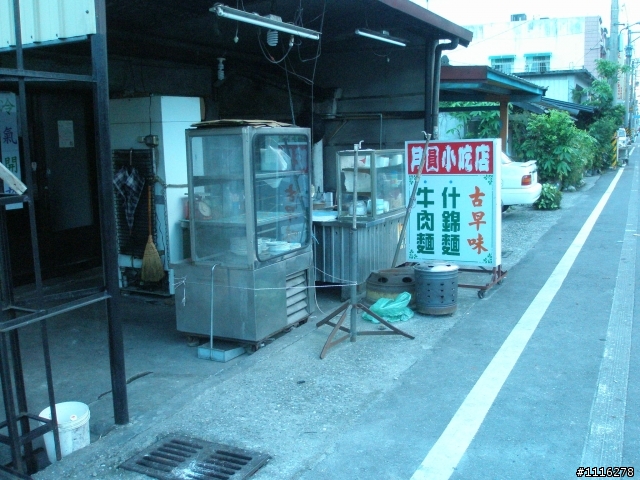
102, 0, 473, 69
439, 66, 546, 103
516, 68, 596, 83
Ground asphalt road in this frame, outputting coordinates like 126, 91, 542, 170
297, 146, 640, 479
27, 143, 639, 480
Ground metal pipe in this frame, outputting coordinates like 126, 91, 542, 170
92, 0, 129, 425
40, 320, 61, 462
392, 133, 431, 268
424, 39, 438, 135
12, 0, 43, 302
350, 141, 363, 341
209, 263, 219, 352
432, 38, 459, 140
0, 332, 23, 473
10, 330, 36, 471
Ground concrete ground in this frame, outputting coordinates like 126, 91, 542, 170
2, 150, 637, 479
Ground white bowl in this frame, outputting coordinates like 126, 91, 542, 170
390, 154, 403, 165
348, 201, 367, 216
376, 156, 390, 167
343, 171, 371, 193
266, 241, 287, 247
269, 245, 291, 254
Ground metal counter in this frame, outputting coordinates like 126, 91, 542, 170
173, 250, 314, 344
312, 212, 405, 285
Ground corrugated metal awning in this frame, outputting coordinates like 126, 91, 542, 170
439, 66, 546, 103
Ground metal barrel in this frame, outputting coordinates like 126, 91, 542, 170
413, 262, 459, 315
364, 267, 416, 307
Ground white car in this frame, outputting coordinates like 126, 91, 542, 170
501, 151, 542, 211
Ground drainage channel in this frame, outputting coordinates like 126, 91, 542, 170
120, 434, 270, 480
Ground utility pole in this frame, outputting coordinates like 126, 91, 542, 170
610, 0, 620, 98
624, 28, 632, 129
622, 24, 639, 130
631, 61, 637, 134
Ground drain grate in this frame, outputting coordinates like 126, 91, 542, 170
120, 435, 270, 480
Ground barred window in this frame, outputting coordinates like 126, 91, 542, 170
490, 56, 514, 74
525, 55, 550, 73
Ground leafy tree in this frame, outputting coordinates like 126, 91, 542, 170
595, 59, 622, 82
585, 79, 614, 110
509, 110, 532, 160
440, 102, 503, 139
582, 59, 626, 169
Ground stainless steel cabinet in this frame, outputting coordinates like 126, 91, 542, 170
173, 122, 315, 344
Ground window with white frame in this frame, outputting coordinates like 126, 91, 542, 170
490, 56, 515, 74
525, 54, 551, 73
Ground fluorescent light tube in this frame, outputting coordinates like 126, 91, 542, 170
355, 28, 406, 47
211, 3, 321, 41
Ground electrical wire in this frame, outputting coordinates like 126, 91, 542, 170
257, 29, 294, 64
308, 0, 325, 145
181, 281, 356, 291
285, 62, 296, 125
462, 19, 533, 47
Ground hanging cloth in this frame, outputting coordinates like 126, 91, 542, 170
113, 165, 145, 233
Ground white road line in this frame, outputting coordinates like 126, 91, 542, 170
581, 160, 638, 465
411, 168, 626, 480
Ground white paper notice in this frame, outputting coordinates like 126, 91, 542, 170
58, 120, 75, 148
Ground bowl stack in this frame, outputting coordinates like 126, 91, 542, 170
230, 237, 247, 256
267, 241, 290, 255
257, 237, 270, 254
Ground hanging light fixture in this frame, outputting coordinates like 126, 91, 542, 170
265, 15, 280, 46
355, 28, 407, 47
211, 3, 321, 41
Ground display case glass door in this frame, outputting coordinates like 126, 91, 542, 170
337, 149, 405, 220
252, 133, 310, 262
188, 133, 248, 265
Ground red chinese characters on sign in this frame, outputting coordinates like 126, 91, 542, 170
467, 233, 488, 254
467, 184, 488, 254
407, 141, 494, 175
469, 186, 485, 207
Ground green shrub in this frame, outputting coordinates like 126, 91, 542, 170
534, 183, 563, 210
582, 60, 626, 170
565, 129, 596, 187
521, 110, 592, 188
587, 108, 625, 170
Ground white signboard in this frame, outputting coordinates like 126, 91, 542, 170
0, 92, 23, 209
404, 139, 501, 267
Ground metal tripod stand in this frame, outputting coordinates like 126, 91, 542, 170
316, 140, 415, 359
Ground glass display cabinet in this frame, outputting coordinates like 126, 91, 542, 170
172, 122, 315, 346
336, 149, 405, 221
312, 148, 407, 294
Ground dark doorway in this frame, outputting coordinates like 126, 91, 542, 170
8, 89, 101, 284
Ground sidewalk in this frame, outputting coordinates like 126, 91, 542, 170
24, 173, 602, 479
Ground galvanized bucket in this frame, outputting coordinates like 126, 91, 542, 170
413, 262, 459, 315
